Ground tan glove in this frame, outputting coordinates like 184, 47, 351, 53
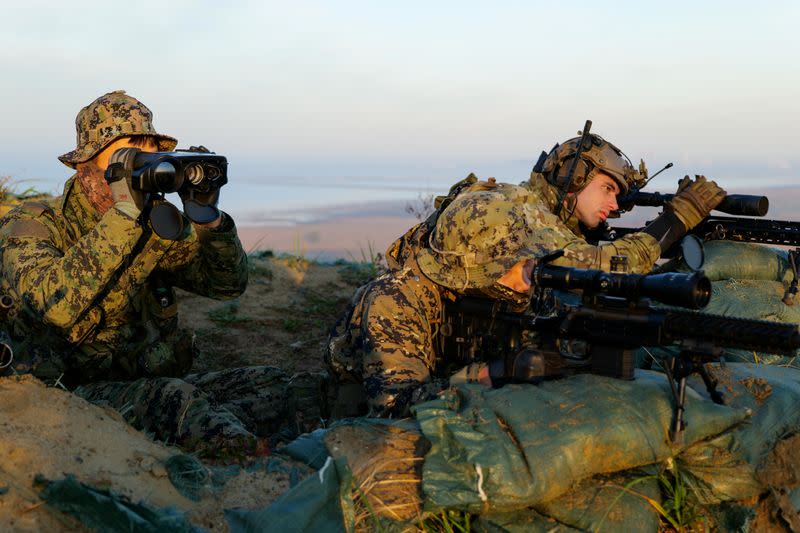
109, 179, 141, 218
449, 362, 492, 386
669, 175, 727, 230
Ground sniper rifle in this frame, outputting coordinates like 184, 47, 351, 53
441, 254, 800, 444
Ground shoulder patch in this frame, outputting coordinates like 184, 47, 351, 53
6, 219, 52, 240
19, 201, 52, 218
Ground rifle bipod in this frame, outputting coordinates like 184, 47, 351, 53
663, 348, 725, 445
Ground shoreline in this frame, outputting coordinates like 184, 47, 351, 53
236, 214, 420, 261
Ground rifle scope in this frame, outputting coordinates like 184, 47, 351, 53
129, 151, 228, 194
534, 266, 711, 309
619, 192, 768, 217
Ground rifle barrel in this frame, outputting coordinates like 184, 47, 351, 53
660, 309, 800, 354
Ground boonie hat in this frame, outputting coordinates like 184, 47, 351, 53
59, 90, 177, 168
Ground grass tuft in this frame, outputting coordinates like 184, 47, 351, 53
207, 301, 251, 325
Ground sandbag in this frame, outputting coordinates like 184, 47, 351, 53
688, 363, 800, 469
323, 418, 428, 523
704, 279, 800, 324
413, 372, 748, 513
475, 508, 581, 532
36, 474, 199, 533
535, 471, 661, 533
697, 241, 791, 283
225, 457, 354, 533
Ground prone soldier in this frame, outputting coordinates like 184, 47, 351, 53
326, 128, 727, 418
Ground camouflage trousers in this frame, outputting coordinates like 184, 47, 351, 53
74, 366, 327, 452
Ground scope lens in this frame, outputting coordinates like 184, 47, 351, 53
184, 163, 205, 185
153, 162, 178, 192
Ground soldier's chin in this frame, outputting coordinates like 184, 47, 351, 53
584, 219, 601, 230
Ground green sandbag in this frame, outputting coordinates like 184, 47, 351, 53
278, 428, 330, 469
688, 363, 800, 468
36, 474, 199, 533
697, 241, 790, 282
704, 279, 800, 324
535, 471, 661, 533
663, 362, 800, 528
675, 432, 760, 504
226, 456, 355, 533
475, 508, 582, 532
413, 372, 749, 513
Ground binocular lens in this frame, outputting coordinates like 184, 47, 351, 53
153, 162, 178, 192
185, 163, 205, 185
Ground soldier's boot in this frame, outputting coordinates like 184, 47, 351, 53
285, 371, 329, 435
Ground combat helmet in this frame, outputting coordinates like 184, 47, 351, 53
58, 90, 177, 168
539, 133, 644, 195
416, 183, 549, 291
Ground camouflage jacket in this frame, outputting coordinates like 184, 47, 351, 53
0, 176, 247, 385
520, 176, 661, 272
326, 255, 450, 419
326, 177, 662, 419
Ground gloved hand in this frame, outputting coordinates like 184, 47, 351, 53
669, 175, 727, 230
179, 187, 221, 226
105, 147, 145, 218
487, 348, 555, 386
449, 362, 492, 386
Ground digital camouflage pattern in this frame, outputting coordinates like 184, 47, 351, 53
326, 258, 450, 419
58, 90, 177, 168
0, 176, 248, 384
0, 172, 293, 451
522, 175, 662, 272
417, 181, 556, 290
327, 178, 663, 418
75, 366, 328, 451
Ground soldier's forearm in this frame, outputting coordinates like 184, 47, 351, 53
550, 232, 660, 274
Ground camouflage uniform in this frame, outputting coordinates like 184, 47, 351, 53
519, 176, 661, 273
0, 91, 322, 451
328, 177, 664, 419
327, 141, 665, 418
328, 132, 726, 419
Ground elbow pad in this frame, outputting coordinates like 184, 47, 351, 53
642, 211, 688, 253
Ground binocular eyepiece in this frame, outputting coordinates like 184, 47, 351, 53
534, 265, 711, 309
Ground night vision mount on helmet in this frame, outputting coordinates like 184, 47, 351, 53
532, 120, 648, 217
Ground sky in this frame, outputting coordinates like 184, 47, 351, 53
1, 0, 798, 219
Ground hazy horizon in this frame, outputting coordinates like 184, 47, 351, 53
2, 0, 798, 213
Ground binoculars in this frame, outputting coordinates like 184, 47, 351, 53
127, 150, 227, 195
105, 146, 228, 239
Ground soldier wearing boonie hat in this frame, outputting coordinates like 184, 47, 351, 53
58, 90, 177, 168
0, 91, 326, 456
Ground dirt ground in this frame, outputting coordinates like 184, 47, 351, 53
181, 253, 376, 375
0, 254, 373, 532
